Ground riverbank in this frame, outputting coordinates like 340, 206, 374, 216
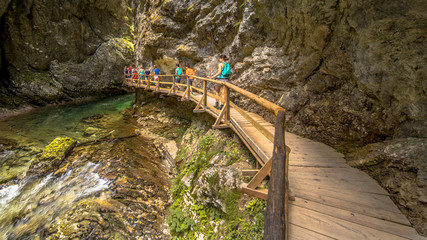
0, 90, 132, 121
0, 93, 174, 239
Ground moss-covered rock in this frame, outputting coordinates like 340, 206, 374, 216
28, 137, 77, 175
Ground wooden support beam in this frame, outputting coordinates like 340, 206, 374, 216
247, 157, 272, 189
264, 110, 288, 240
193, 94, 206, 113
242, 169, 259, 176
242, 183, 268, 200
169, 76, 176, 95
213, 103, 229, 128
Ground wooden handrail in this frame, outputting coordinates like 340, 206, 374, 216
129, 74, 285, 116
124, 72, 289, 239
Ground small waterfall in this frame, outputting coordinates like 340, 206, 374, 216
0, 162, 110, 239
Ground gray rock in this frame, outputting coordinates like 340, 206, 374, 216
347, 138, 427, 235
133, 0, 426, 147
0, 0, 134, 108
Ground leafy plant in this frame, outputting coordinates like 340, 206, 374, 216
168, 202, 196, 236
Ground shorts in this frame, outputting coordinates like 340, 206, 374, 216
215, 78, 229, 88
154, 75, 159, 81
175, 76, 181, 83
189, 79, 193, 86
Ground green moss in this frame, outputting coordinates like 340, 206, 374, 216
207, 172, 220, 187
358, 157, 379, 172
19, 71, 52, 83
187, 4, 194, 12
116, 38, 134, 53
38, 137, 76, 162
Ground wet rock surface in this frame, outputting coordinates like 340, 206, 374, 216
0, 0, 135, 112
0, 112, 171, 239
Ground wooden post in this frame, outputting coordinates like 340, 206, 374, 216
203, 80, 207, 110
264, 110, 287, 240
186, 76, 191, 99
146, 75, 151, 90
225, 86, 230, 124
172, 76, 176, 94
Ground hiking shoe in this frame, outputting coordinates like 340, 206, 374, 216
220, 104, 224, 109
214, 102, 219, 109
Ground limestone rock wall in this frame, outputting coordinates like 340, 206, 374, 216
0, 0, 135, 111
134, 0, 426, 145
133, 0, 426, 235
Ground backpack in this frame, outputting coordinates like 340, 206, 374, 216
221, 63, 231, 78
176, 67, 182, 75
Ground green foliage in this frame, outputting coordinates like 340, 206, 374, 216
119, 38, 134, 52
233, 20, 242, 28
360, 157, 379, 172
224, 198, 266, 240
176, 146, 189, 162
333, 145, 345, 154
207, 172, 220, 187
168, 129, 265, 239
168, 202, 196, 236
222, 140, 241, 166
187, 4, 194, 12
240, 0, 252, 8
199, 133, 214, 151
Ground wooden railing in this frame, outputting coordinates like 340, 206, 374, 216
124, 73, 290, 239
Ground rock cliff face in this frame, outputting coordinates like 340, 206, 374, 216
134, 0, 426, 145
133, 0, 426, 235
0, 0, 135, 113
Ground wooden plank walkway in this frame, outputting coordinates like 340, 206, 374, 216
129, 83, 425, 239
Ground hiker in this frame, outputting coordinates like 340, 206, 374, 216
185, 65, 194, 94
139, 67, 144, 80
209, 54, 231, 109
175, 64, 183, 84
132, 69, 138, 83
145, 68, 151, 82
153, 65, 160, 83
124, 66, 129, 79
130, 65, 133, 74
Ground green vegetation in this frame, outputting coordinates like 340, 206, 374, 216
187, 4, 194, 12
167, 127, 265, 239
233, 20, 242, 28
117, 38, 134, 53
168, 201, 196, 237
359, 157, 379, 172
39, 137, 75, 161
20, 71, 52, 83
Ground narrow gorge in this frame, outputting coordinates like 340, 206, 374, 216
0, 0, 426, 239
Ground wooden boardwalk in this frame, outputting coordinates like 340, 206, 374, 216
125, 78, 425, 239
